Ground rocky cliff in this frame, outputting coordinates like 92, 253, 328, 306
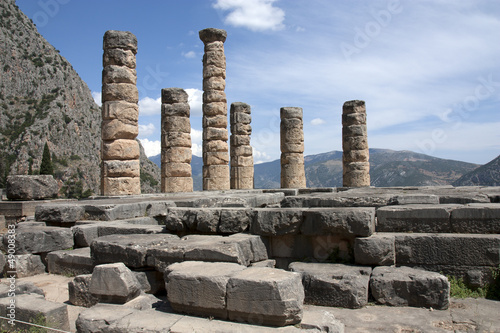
453, 154, 500, 186
0, 0, 159, 196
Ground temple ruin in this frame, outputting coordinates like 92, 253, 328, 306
230, 102, 254, 189
280, 107, 307, 188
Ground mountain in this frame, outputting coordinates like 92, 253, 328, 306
0, 0, 159, 196
150, 149, 480, 189
453, 154, 500, 186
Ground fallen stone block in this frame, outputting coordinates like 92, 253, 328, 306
376, 204, 461, 233
133, 269, 165, 294
166, 261, 246, 319
75, 304, 136, 333
16, 221, 46, 228
68, 274, 99, 307
91, 234, 179, 268
89, 262, 141, 303
289, 262, 371, 309
370, 266, 450, 310
83, 200, 174, 221
300, 308, 345, 333
0, 293, 69, 332
72, 223, 99, 248
354, 234, 395, 266
0, 280, 44, 298
219, 208, 252, 233
394, 233, 500, 267
7, 254, 46, 277
47, 247, 94, 276
123, 293, 164, 311
3, 226, 74, 254
35, 204, 85, 225
6, 175, 58, 200
390, 194, 439, 205
251, 259, 276, 268
450, 203, 500, 233
97, 222, 165, 236
251, 208, 304, 236
226, 267, 304, 326
301, 207, 375, 237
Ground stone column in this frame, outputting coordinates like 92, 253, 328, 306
280, 107, 306, 188
199, 28, 230, 191
101, 30, 140, 196
342, 100, 370, 187
161, 88, 193, 193
230, 102, 253, 189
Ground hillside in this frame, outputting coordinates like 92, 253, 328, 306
453, 154, 500, 186
149, 149, 480, 189
0, 0, 159, 196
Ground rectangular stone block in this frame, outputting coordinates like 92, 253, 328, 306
230, 111, 251, 124
230, 177, 254, 190
450, 203, 500, 233
162, 162, 191, 177
103, 65, 137, 84
301, 207, 375, 237
230, 167, 254, 180
289, 262, 371, 309
342, 136, 368, 151
203, 114, 227, 128
203, 127, 228, 141
203, 76, 226, 91
376, 204, 461, 233
162, 177, 193, 193
251, 208, 304, 236
354, 235, 395, 266
226, 267, 304, 326
204, 151, 230, 165
370, 266, 450, 309
166, 261, 246, 319
230, 134, 250, 146
3, 226, 74, 254
343, 149, 369, 163
163, 116, 191, 133
162, 132, 191, 147
103, 48, 136, 68
101, 176, 141, 196
102, 139, 140, 160
102, 101, 139, 122
394, 233, 500, 267
202, 102, 226, 116
103, 160, 140, 178
102, 83, 138, 103
161, 103, 190, 117
231, 145, 253, 157
230, 155, 253, 167
47, 247, 94, 276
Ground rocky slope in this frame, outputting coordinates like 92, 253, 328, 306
453, 154, 500, 186
0, 0, 159, 195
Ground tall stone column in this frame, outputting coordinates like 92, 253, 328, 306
161, 88, 193, 193
101, 30, 140, 196
199, 28, 230, 191
230, 102, 253, 189
342, 100, 370, 187
280, 107, 306, 188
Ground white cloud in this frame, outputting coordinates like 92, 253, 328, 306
191, 128, 203, 157
138, 123, 156, 138
213, 0, 285, 31
92, 91, 101, 106
252, 146, 273, 164
139, 138, 161, 157
186, 88, 203, 117
311, 118, 326, 126
139, 96, 161, 116
182, 51, 197, 59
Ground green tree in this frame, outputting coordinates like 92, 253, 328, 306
40, 142, 54, 175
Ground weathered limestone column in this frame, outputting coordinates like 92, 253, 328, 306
230, 102, 253, 189
342, 100, 370, 187
280, 107, 306, 188
161, 88, 193, 193
101, 30, 140, 196
199, 28, 230, 191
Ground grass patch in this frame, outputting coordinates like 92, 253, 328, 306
448, 266, 500, 301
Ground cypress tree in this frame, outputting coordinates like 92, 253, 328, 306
40, 142, 54, 175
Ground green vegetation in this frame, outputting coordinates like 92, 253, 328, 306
39, 142, 53, 175
448, 266, 500, 300
60, 174, 93, 199
140, 170, 158, 187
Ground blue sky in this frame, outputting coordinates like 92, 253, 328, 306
16, 0, 500, 164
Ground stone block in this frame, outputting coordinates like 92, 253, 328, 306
0, 281, 44, 298
203, 101, 226, 116
230, 134, 251, 146
218, 208, 252, 233
203, 76, 226, 90
83, 200, 173, 221
391, 194, 440, 205
203, 127, 228, 141
101, 119, 138, 140
102, 101, 139, 122
376, 204, 460, 233
6, 175, 58, 200
300, 308, 345, 333
162, 103, 190, 118
289, 262, 371, 309
354, 235, 395, 266
102, 139, 140, 160
163, 116, 191, 133
251, 208, 303, 236
5, 254, 45, 277
102, 83, 138, 103
75, 304, 136, 332
370, 266, 450, 309
103, 65, 137, 84
0, 293, 69, 332
123, 293, 164, 311
450, 203, 500, 233
343, 149, 369, 163
226, 267, 304, 326
342, 136, 368, 151
72, 224, 99, 248
301, 207, 375, 237
204, 139, 228, 152
280, 107, 302, 119
68, 274, 99, 307
103, 30, 138, 53
162, 132, 192, 147
203, 114, 228, 128
35, 204, 85, 224
161, 147, 192, 163
103, 48, 136, 69
133, 269, 165, 294
47, 247, 94, 276
166, 261, 246, 319
4, 226, 73, 254
395, 233, 500, 267
161, 87, 189, 103
92, 234, 178, 268
0, 252, 5, 275
162, 177, 193, 193
250, 259, 276, 268
203, 90, 227, 103
101, 176, 141, 196
204, 151, 230, 165
103, 160, 140, 178
90, 263, 141, 303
